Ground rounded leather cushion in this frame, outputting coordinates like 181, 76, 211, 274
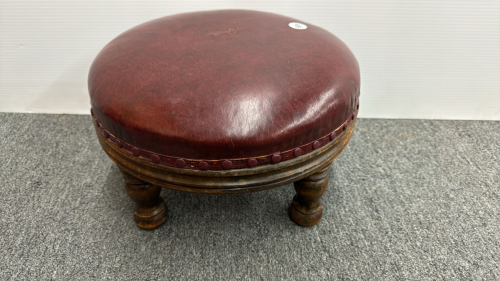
89, 10, 360, 161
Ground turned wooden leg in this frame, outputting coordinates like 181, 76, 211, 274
121, 170, 168, 230
290, 165, 330, 226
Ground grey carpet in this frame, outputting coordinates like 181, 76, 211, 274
0, 113, 498, 280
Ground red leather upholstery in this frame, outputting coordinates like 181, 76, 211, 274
89, 10, 360, 164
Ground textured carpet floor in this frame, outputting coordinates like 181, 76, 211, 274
0, 113, 498, 280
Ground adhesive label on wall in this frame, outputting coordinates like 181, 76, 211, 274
288, 22, 307, 30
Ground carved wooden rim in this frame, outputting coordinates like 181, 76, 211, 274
93, 105, 359, 171
97, 119, 356, 194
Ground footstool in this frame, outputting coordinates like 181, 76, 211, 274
89, 10, 360, 230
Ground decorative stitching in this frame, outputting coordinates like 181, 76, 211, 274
95, 104, 358, 170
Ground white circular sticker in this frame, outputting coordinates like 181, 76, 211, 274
288, 22, 307, 30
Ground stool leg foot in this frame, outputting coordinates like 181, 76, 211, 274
290, 165, 330, 226
121, 170, 168, 230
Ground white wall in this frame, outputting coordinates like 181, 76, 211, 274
1, 0, 499, 120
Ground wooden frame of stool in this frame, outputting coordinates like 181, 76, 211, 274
95, 119, 356, 230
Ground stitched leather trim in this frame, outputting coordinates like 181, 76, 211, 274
94, 106, 358, 170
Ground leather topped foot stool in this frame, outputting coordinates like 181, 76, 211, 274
89, 10, 360, 230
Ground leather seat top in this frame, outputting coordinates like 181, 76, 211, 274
89, 10, 360, 166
